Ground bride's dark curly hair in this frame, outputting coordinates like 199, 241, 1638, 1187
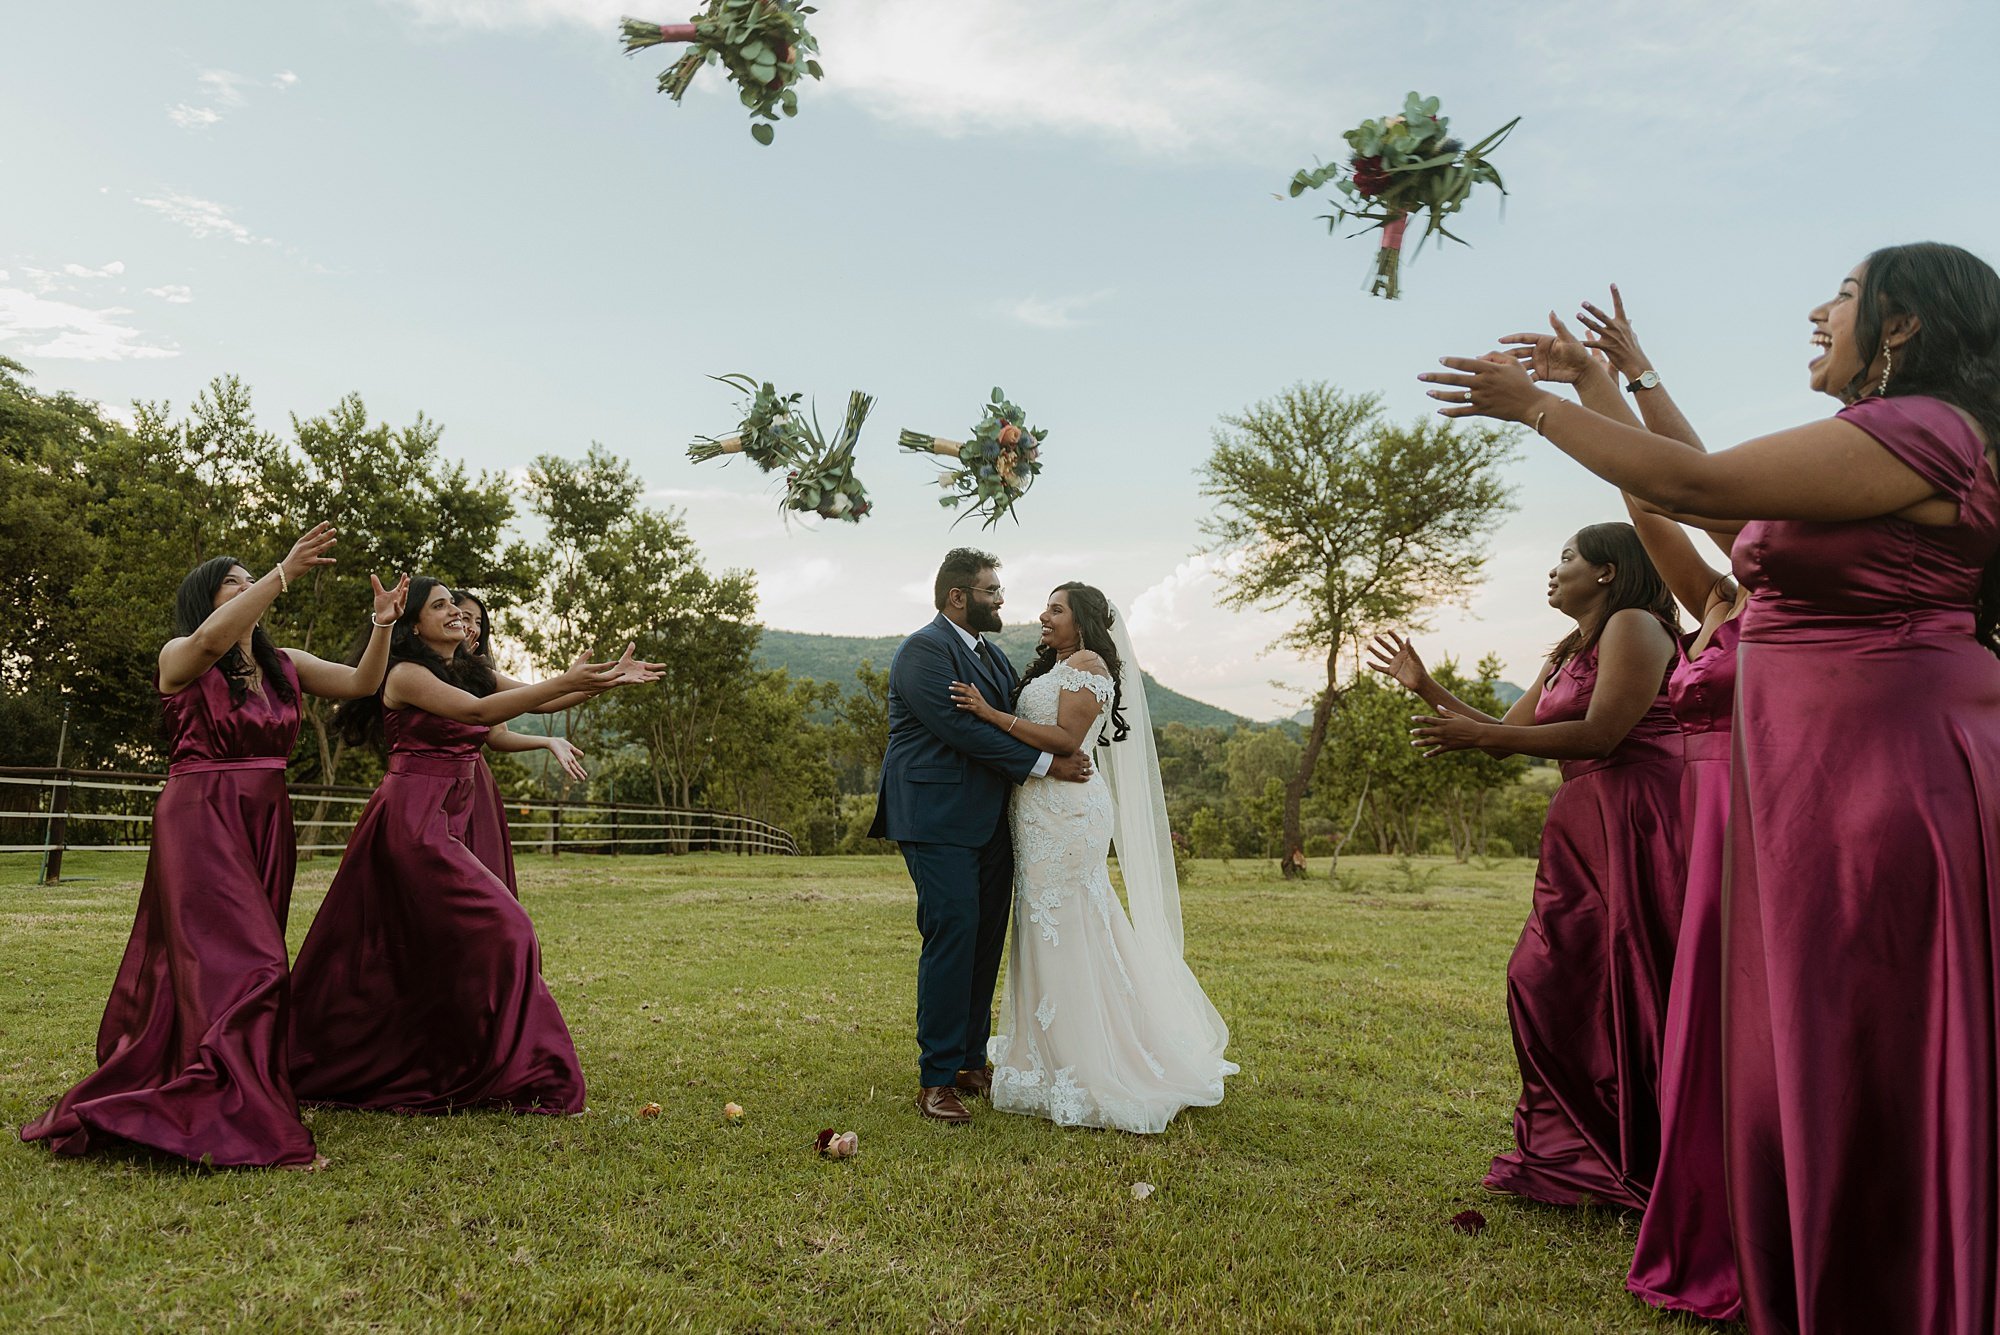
1014, 581, 1131, 745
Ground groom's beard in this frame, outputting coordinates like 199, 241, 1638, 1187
966, 602, 1004, 633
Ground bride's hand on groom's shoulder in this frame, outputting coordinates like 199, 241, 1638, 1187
949, 681, 999, 723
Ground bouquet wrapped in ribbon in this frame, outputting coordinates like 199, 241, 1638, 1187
899, 388, 1046, 529
619, 0, 822, 145
688, 373, 803, 469
783, 390, 874, 523
1287, 92, 1517, 299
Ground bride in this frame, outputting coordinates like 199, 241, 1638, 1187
949, 581, 1237, 1133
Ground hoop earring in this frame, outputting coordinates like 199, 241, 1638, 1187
1877, 345, 1893, 396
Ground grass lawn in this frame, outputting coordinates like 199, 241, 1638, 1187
0, 852, 1706, 1332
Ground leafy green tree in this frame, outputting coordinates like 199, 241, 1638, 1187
1200, 382, 1516, 877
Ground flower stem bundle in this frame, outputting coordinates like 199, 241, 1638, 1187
784, 390, 874, 523
899, 387, 1046, 529
687, 373, 803, 468
1287, 92, 1517, 299
619, 1, 822, 145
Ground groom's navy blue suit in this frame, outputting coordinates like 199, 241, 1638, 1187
870, 613, 1044, 1088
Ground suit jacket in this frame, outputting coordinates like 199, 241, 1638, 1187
868, 614, 1042, 847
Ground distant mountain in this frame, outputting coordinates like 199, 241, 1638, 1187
755, 626, 1248, 731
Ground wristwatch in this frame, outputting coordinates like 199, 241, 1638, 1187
1625, 370, 1661, 393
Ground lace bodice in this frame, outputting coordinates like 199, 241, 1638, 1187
1017, 662, 1115, 726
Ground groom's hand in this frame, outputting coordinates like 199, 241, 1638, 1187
1048, 752, 1093, 784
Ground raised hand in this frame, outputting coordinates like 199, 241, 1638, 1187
1499, 313, 1601, 386
605, 642, 665, 687
557, 654, 625, 696
1421, 352, 1550, 425
1365, 632, 1431, 694
370, 573, 409, 624
1577, 284, 1651, 379
1410, 707, 1485, 757
280, 522, 338, 582
546, 737, 589, 783
949, 680, 1001, 724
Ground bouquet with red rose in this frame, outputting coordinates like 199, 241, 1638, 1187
688, 373, 803, 469
783, 390, 874, 523
898, 388, 1046, 529
1288, 92, 1517, 299
619, 0, 821, 145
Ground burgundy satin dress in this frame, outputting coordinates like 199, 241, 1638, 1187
1727, 395, 2000, 1334
465, 755, 519, 899
288, 705, 583, 1114
1627, 617, 1741, 1318
21, 659, 317, 1167
1483, 636, 1686, 1209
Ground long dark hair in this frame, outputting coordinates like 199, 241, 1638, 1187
172, 556, 297, 707
1847, 242, 2000, 656
332, 575, 496, 749
1549, 523, 1680, 674
456, 590, 493, 659
1015, 581, 1131, 745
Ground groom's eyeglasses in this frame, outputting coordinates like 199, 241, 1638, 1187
958, 583, 1004, 599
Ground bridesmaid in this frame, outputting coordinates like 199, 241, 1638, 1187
21, 525, 406, 1167
1369, 522, 1685, 1211
1503, 298, 1745, 1317
452, 590, 588, 897
1429, 242, 2000, 1333
287, 578, 640, 1115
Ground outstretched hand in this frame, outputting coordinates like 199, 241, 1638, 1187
280, 522, 338, 582
557, 654, 626, 696
949, 681, 1002, 725
1498, 313, 1604, 387
1409, 707, 1486, 757
1365, 632, 1430, 694
1420, 352, 1553, 425
370, 573, 409, 623
546, 737, 589, 783
1576, 284, 1650, 379
605, 642, 665, 687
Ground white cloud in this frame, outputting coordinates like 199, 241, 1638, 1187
273, 69, 299, 88
1127, 551, 1319, 719
146, 284, 194, 304
197, 69, 258, 107
0, 287, 179, 362
1000, 290, 1111, 330
167, 103, 222, 129
63, 261, 125, 279
135, 191, 259, 244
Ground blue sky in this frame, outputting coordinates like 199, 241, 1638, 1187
5, 0, 1994, 716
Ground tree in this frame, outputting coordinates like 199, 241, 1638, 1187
1200, 382, 1515, 877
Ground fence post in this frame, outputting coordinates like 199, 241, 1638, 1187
609, 803, 619, 856
549, 802, 560, 858
40, 769, 71, 885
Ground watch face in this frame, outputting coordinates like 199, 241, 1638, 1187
1634, 371, 1659, 389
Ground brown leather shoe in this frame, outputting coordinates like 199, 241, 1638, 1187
954, 1066, 993, 1099
916, 1085, 972, 1123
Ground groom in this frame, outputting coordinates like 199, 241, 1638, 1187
870, 548, 1093, 1123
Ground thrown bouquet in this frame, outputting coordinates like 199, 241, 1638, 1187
619, 0, 822, 144
784, 390, 874, 523
1287, 93, 1517, 299
899, 388, 1046, 530
688, 373, 803, 470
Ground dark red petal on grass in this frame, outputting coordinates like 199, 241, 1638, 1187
1449, 1209, 1486, 1236
814, 1128, 836, 1153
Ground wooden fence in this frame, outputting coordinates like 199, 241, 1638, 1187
0, 765, 799, 882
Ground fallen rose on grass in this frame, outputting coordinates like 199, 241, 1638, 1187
638, 1102, 662, 1119
1450, 1209, 1486, 1236
723, 1101, 745, 1122
1130, 1182, 1155, 1202
814, 1128, 858, 1158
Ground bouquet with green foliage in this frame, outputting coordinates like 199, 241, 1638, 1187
1287, 93, 1517, 299
784, 391, 874, 523
687, 373, 803, 468
619, 1, 822, 145
898, 387, 1046, 529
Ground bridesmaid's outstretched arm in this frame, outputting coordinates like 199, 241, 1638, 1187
159, 523, 336, 695
287, 574, 409, 700
384, 657, 620, 726
1411, 610, 1674, 762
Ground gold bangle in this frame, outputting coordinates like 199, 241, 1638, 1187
1532, 407, 1549, 437
1006, 716, 1020, 735
274, 565, 289, 594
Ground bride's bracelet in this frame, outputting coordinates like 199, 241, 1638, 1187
1006, 716, 1020, 735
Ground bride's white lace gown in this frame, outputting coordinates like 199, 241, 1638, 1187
988, 663, 1238, 1133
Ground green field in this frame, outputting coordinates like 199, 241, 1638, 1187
0, 853, 1703, 1332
